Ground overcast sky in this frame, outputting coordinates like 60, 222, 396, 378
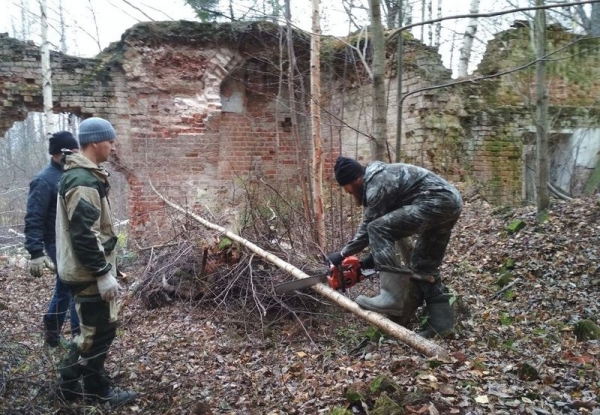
0, 0, 516, 76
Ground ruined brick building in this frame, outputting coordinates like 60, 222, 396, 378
1, 21, 599, 242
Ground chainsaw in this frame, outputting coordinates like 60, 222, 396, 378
274, 255, 376, 295
274, 256, 436, 295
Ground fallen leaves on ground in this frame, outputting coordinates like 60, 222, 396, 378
0, 196, 599, 414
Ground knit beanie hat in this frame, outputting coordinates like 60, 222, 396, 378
78, 117, 116, 144
334, 156, 364, 186
48, 131, 79, 155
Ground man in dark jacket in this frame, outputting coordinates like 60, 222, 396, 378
328, 156, 463, 338
24, 131, 81, 347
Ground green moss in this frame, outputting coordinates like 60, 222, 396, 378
507, 219, 526, 234
371, 392, 404, 415
370, 376, 399, 394
345, 390, 365, 404
574, 319, 600, 341
496, 273, 513, 288
422, 113, 462, 131
584, 158, 600, 194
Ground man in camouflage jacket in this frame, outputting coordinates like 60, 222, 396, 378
56, 117, 136, 407
329, 156, 463, 338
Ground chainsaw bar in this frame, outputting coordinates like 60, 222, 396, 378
274, 274, 327, 294
274, 268, 433, 295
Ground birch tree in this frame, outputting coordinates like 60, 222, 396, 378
40, 0, 54, 135
310, 0, 326, 249
457, 0, 481, 77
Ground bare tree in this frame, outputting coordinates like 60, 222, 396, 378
40, 0, 54, 135
310, 0, 326, 249
369, 0, 388, 161
58, 0, 67, 53
434, 0, 441, 47
20, 0, 31, 40
86, 0, 102, 53
534, 0, 549, 214
457, 0, 481, 77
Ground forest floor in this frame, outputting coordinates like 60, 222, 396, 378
1, 195, 599, 415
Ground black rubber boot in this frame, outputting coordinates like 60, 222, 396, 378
355, 271, 423, 326
417, 293, 455, 339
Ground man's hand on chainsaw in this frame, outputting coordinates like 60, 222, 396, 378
360, 253, 375, 269
326, 252, 344, 266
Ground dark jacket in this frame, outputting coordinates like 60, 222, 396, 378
24, 159, 63, 263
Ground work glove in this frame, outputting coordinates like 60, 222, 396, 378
29, 256, 55, 278
326, 252, 345, 266
360, 253, 375, 269
97, 272, 119, 301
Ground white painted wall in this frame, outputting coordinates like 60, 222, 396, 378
549, 128, 600, 194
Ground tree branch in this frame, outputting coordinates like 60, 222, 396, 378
388, 0, 600, 42
149, 180, 449, 358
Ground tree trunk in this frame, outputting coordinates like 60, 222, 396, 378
150, 181, 449, 358
457, 0, 480, 78
535, 0, 549, 215
369, 0, 388, 161
395, 0, 404, 163
434, 0, 441, 48
40, 0, 54, 134
58, 0, 67, 53
284, 0, 312, 222
590, 3, 600, 35
420, 0, 425, 42
427, 0, 433, 46
310, 0, 326, 250
384, 0, 399, 29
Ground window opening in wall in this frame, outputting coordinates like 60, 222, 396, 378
281, 117, 292, 132
523, 129, 600, 203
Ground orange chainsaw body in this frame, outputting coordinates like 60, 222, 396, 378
327, 255, 364, 290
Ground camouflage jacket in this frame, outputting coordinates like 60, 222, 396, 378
56, 153, 117, 285
340, 161, 462, 256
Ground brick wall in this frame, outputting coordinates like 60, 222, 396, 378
2, 22, 600, 243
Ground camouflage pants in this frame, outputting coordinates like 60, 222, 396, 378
59, 293, 118, 397
367, 189, 462, 300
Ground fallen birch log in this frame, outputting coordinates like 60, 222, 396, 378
149, 181, 449, 359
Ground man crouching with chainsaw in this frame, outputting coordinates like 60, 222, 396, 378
328, 156, 462, 339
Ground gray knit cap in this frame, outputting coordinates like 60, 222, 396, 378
78, 117, 116, 144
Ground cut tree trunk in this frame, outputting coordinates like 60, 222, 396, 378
150, 181, 449, 359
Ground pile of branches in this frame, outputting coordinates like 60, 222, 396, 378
132, 233, 334, 323
131, 179, 380, 330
